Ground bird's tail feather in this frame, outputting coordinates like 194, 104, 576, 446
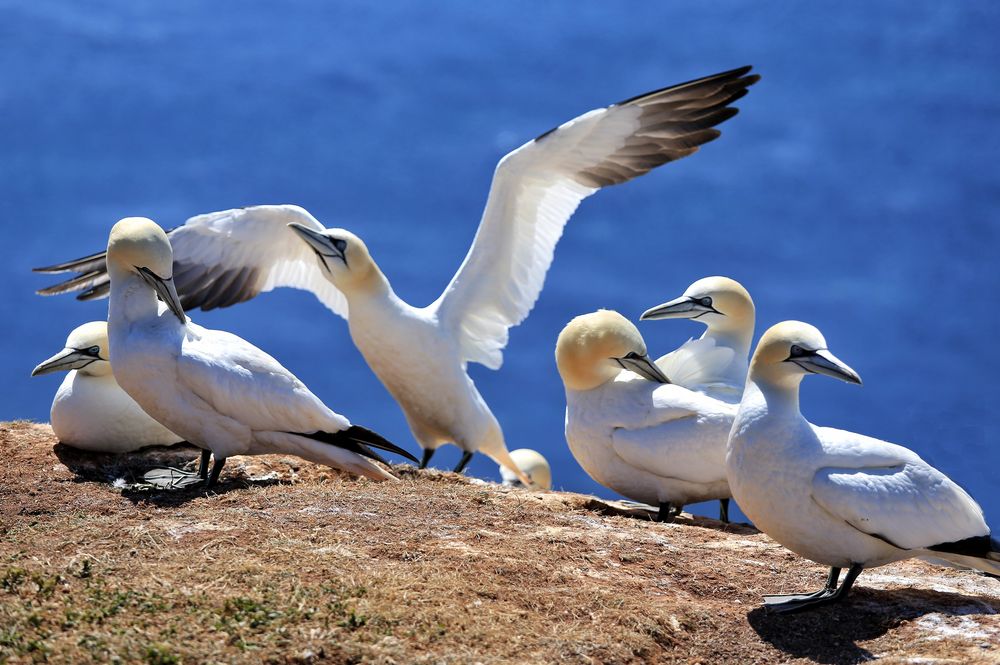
297, 426, 419, 465
921, 536, 1000, 577
255, 431, 397, 482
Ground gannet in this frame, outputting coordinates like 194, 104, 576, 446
499, 448, 552, 491
640, 276, 755, 399
639, 276, 755, 520
556, 310, 736, 522
103, 217, 417, 487
35, 66, 759, 480
31, 321, 183, 452
728, 321, 1000, 613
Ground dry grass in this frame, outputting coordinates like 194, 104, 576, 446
1, 421, 998, 664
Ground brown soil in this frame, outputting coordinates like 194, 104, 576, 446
1, 421, 998, 664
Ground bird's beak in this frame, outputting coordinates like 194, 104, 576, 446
288, 223, 346, 266
640, 295, 718, 321
31, 348, 96, 376
136, 266, 186, 323
616, 353, 671, 384
792, 349, 862, 385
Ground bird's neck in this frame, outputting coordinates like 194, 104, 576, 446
108, 269, 161, 324
701, 321, 753, 383
744, 371, 801, 418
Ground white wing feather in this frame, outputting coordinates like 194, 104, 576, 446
810, 427, 990, 549
433, 67, 758, 369
655, 337, 736, 390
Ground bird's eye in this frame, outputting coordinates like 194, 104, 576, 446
790, 344, 805, 357
699, 297, 713, 307
88, 346, 101, 357
332, 238, 348, 253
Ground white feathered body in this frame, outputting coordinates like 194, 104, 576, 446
346, 292, 503, 457
108, 280, 393, 481
50, 370, 182, 452
727, 383, 995, 570
565, 372, 734, 506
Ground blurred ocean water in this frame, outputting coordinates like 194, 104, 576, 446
2, 1, 997, 523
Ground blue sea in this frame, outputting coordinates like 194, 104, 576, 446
2, 2, 997, 525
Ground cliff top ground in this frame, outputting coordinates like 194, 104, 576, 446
1, 420, 998, 664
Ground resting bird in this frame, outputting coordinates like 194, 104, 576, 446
499, 448, 553, 490
728, 321, 1000, 613
103, 217, 416, 487
31, 321, 183, 452
638, 276, 755, 520
556, 310, 736, 522
35, 66, 759, 481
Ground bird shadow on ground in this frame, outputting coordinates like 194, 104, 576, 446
51, 442, 291, 507
580, 497, 758, 535
747, 586, 1000, 665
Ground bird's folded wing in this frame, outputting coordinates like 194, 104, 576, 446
655, 337, 736, 389
36, 205, 349, 318
176, 327, 349, 435
433, 66, 758, 369
811, 434, 989, 550
609, 386, 729, 482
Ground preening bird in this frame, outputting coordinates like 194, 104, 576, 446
31, 321, 183, 452
728, 321, 1000, 613
555, 310, 736, 522
499, 448, 553, 491
35, 66, 758, 481
103, 217, 416, 487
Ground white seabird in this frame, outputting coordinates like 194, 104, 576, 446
638, 276, 755, 520
103, 217, 417, 487
35, 66, 759, 480
728, 321, 1000, 613
499, 448, 552, 491
31, 321, 183, 452
640, 276, 755, 400
556, 310, 737, 522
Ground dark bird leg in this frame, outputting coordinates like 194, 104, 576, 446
453, 451, 474, 474
763, 563, 864, 613
419, 448, 435, 470
198, 449, 212, 480
206, 456, 226, 487
719, 498, 731, 523
657, 502, 681, 523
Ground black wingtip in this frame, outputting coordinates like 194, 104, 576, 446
295, 427, 419, 465
343, 425, 419, 464
614, 65, 757, 107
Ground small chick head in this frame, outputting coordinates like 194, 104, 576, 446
500, 448, 553, 490
556, 310, 648, 391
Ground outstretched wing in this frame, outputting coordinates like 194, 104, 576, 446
35, 205, 349, 318
811, 427, 990, 550
433, 66, 759, 369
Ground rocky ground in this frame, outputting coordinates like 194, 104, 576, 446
1, 421, 998, 664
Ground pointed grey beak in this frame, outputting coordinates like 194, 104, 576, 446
640, 295, 718, 321
616, 353, 671, 384
136, 266, 186, 323
288, 223, 346, 267
791, 349, 862, 385
32, 348, 97, 376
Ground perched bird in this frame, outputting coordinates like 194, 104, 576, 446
499, 448, 553, 491
31, 321, 183, 452
728, 321, 1000, 613
103, 217, 417, 487
640, 276, 755, 399
35, 66, 759, 481
556, 310, 736, 522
